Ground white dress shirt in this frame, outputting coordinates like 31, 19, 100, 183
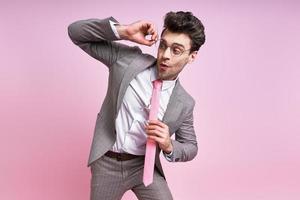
109, 21, 177, 160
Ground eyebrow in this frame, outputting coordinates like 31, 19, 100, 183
160, 38, 185, 49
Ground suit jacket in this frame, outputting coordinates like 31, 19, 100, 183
68, 16, 198, 178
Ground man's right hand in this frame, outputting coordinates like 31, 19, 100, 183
115, 20, 158, 46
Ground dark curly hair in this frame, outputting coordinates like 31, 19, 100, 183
161, 11, 206, 53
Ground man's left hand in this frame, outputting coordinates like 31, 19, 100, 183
145, 119, 173, 153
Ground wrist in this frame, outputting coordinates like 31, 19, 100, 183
164, 142, 173, 154
115, 24, 129, 40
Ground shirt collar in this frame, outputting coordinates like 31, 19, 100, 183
150, 65, 178, 91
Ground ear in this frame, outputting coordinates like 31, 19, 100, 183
188, 51, 198, 64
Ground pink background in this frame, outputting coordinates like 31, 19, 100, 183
1, 0, 300, 199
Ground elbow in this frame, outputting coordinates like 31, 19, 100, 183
179, 142, 198, 162
172, 139, 198, 162
191, 143, 198, 160
187, 142, 198, 161
67, 23, 74, 40
67, 22, 80, 44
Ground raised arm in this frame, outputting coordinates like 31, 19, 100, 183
67, 16, 158, 68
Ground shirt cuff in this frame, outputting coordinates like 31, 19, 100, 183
163, 150, 174, 162
109, 20, 121, 39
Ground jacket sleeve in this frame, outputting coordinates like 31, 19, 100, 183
170, 102, 198, 162
67, 16, 141, 69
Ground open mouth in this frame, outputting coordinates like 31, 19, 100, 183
160, 63, 169, 71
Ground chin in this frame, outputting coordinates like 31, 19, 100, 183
158, 73, 165, 80
157, 72, 163, 79
158, 73, 170, 80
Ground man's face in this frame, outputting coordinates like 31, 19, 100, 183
156, 29, 197, 80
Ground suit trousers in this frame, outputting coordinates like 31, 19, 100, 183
90, 154, 173, 200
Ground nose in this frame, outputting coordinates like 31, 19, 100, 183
162, 47, 171, 59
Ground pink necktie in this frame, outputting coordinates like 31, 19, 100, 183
143, 79, 163, 187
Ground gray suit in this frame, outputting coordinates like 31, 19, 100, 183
68, 16, 198, 183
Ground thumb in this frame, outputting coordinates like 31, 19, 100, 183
135, 35, 156, 46
141, 38, 156, 46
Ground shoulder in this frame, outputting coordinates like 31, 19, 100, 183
176, 81, 196, 110
128, 51, 156, 67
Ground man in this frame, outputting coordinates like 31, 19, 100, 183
68, 11, 205, 200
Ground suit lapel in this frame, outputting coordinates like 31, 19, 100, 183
116, 54, 156, 115
162, 79, 185, 134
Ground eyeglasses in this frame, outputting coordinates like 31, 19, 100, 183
156, 39, 191, 57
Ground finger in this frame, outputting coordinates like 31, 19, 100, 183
147, 25, 154, 35
151, 30, 158, 41
141, 35, 156, 46
142, 21, 154, 34
146, 40, 156, 46
146, 129, 164, 138
147, 24, 158, 41
139, 37, 154, 46
148, 135, 164, 144
145, 24, 158, 43
149, 30, 157, 41
146, 128, 159, 135
145, 120, 160, 127
145, 122, 161, 130
146, 124, 164, 133
147, 23, 154, 32
148, 24, 158, 40
148, 120, 166, 128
